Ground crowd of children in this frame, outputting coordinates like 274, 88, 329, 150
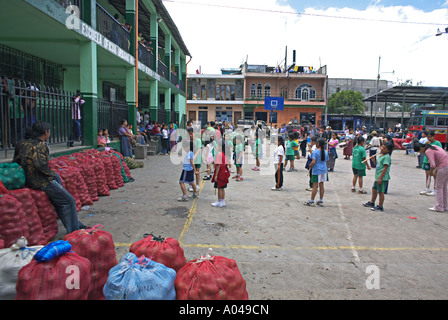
158, 119, 448, 214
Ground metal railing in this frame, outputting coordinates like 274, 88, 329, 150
245, 93, 326, 102
138, 42, 154, 70
158, 60, 169, 80
97, 99, 129, 137
1, 79, 79, 154
96, 3, 130, 52
171, 72, 178, 87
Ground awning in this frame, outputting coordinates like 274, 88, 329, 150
363, 86, 448, 105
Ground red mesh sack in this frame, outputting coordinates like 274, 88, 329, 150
57, 168, 82, 211
79, 161, 99, 202
100, 155, 118, 190
0, 238, 4, 249
175, 249, 249, 300
8, 188, 46, 246
63, 225, 117, 300
15, 248, 91, 300
109, 155, 125, 187
0, 181, 8, 194
73, 167, 93, 206
28, 189, 59, 243
0, 194, 30, 248
130, 234, 187, 272
91, 157, 109, 196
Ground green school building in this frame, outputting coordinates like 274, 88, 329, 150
0, 0, 190, 153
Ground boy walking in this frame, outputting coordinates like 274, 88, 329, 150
178, 139, 199, 201
363, 142, 392, 211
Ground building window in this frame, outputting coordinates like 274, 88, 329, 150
216, 85, 235, 101
250, 84, 256, 98
295, 84, 316, 101
264, 84, 271, 97
281, 87, 288, 99
201, 85, 207, 100
257, 83, 262, 98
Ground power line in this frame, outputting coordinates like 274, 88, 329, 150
162, 0, 446, 26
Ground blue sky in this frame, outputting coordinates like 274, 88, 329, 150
288, 0, 448, 12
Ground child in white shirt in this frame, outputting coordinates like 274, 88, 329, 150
272, 136, 285, 191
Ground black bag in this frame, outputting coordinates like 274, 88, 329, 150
305, 155, 312, 170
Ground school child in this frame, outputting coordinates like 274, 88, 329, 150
414, 141, 448, 212
420, 130, 442, 196
304, 138, 329, 206
233, 134, 244, 181
366, 131, 380, 168
272, 136, 285, 191
351, 136, 371, 194
178, 139, 199, 202
211, 139, 230, 207
160, 124, 170, 155
299, 129, 308, 158
293, 131, 301, 160
252, 127, 263, 171
363, 142, 393, 212
305, 136, 318, 191
203, 135, 215, 180
284, 133, 299, 172
189, 130, 203, 191
225, 133, 234, 173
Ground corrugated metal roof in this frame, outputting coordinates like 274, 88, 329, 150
364, 86, 448, 104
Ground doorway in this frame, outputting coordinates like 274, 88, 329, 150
198, 111, 208, 128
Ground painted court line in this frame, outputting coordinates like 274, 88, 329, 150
114, 176, 448, 253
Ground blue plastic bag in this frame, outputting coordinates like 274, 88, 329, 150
103, 252, 176, 300
34, 241, 72, 263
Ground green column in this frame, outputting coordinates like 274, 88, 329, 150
150, 79, 158, 121
165, 34, 172, 82
174, 48, 180, 86
125, 0, 137, 132
80, 40, 98, 147
165, 87, 172, 123
150, 12, 159, 72
126, 0, 136, 58
126, 66, 137, 132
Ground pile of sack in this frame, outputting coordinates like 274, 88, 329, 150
0, 149, 136, 246
1, 229, 249, 300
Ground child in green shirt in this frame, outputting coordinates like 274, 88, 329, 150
352, 136, 371, 194
285, 133, 299, 172
363, 141, 393, 212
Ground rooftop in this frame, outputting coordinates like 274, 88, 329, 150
364, 86, 448, 105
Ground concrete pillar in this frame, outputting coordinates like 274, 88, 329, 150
79, 40, 98, 147
150, 79, 158, 121
165, 87, 171, 123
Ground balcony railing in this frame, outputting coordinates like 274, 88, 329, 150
158, 60, 169, 80
138, 43, 154, 70
96, 3, 130, 52
245, 94, 326, 102
171, 72, 178, 87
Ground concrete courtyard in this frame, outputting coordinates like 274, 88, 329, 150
74, 143, 448, 300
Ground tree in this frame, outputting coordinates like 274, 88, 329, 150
327, 90, 366, 115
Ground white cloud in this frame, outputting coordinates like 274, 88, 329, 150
164, 0, 448, 86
